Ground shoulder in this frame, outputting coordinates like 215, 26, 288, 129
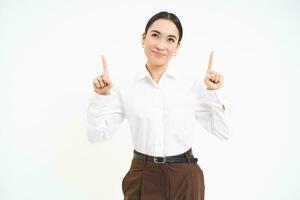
175, 69, 205, 91
110, 71, 138, 95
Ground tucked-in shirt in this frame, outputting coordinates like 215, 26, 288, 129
86, 65, 230, 156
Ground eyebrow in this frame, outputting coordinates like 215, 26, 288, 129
150, 30, 178, 40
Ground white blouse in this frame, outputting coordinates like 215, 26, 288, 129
86, 65, 230, 156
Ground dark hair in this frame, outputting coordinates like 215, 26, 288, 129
144, 11, 183, 44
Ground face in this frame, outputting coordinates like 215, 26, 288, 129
141, 19, 180, 68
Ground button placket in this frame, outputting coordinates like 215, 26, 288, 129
153, 87, 164, 156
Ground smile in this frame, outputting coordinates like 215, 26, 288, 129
152, 51, 166, 57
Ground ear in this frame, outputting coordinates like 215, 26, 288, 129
173, 43, 181, 56
141, 33, 146, 47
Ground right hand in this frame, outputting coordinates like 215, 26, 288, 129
93, 55, 113, 95
204, 51, 224, 90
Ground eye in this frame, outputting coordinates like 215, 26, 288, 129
168, 38, 175, 43
151, 33, 159, 38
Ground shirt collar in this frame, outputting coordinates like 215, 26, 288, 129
136, 64, 177, 81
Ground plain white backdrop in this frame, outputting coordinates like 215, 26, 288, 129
1, 0, 299, 199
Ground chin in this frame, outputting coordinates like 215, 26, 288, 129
152, 61, 167, 67
149, 58, 169, 67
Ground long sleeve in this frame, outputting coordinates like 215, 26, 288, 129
86, 85, 125, 144
194, 80, 231, 140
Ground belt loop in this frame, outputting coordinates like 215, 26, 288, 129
184, 152, 190, 163
143, 155, 148, 166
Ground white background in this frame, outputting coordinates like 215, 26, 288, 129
1, 0, 299, 199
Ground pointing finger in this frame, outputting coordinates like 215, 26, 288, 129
101, 55, 109, 75
207, 51, 214, 72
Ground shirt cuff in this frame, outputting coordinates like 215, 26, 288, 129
205, 89, 226, 110
90, 92, 112, 105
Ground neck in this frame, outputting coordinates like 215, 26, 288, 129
145, 62, 168, 83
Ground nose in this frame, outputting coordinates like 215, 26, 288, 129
155, 40, 166, 51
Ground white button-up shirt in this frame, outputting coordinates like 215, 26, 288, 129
86, 65, 230, 156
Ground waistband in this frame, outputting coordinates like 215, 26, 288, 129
133, 148, 198, 164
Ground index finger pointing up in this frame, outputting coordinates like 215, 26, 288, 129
101, 55, 109, 75
207, 51, 214, 72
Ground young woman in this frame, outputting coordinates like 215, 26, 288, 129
87, 11, 230, 200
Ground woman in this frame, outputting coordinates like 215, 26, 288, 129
87, 11, 230, 200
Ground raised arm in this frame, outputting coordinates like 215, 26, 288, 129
86, 55, 125, 143
194, 51, 230, 140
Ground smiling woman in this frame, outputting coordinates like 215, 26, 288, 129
141, 12, 182, 83
87, 11, 230, 200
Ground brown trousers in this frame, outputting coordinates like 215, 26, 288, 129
122, 150, 205, 200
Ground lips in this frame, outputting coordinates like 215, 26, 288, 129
152, 51, 165, 57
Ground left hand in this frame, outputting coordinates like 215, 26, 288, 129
204, 51, 224, 90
